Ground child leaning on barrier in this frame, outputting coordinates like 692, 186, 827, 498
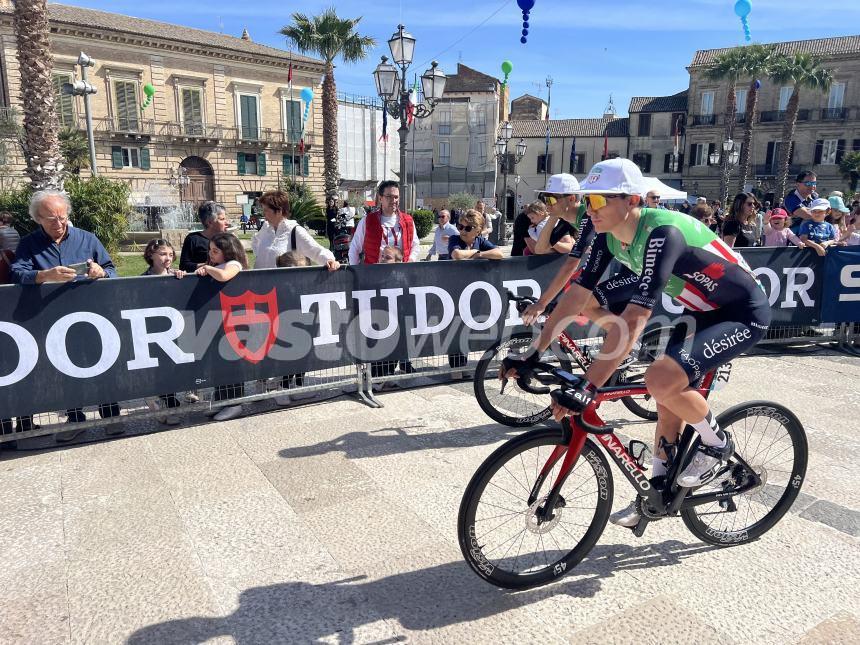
196, 233, 248, 422
141, 239, 186, 425
762, 208, 805, 249
275, 250, 309, 396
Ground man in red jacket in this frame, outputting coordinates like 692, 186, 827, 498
348, 180, 421, 264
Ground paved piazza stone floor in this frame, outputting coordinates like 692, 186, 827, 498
0, 350, 857, 644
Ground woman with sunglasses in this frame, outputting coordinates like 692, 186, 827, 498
503, 158, 770, 529
448, 209, 503, 260
722, 192, 761, 248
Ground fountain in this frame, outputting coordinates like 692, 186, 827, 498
125, 179, 200, 247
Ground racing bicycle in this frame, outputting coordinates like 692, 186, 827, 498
473, 292, 667, 426
458, 361, 808, 589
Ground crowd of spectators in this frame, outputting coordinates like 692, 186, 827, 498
2, 169, 858, 444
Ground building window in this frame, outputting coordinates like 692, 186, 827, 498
52, 72, 76, 128
439, 141, 450, 166
237, 152, 266, 176
477, 143, 486, 165
180, 87, 204, 135
638, 113, 651, 137
283, 98, 301, 141
828, 82, 845, 109
537, 153, 553, 174
111, 145, 150, 170
113, 79, 139, 131
438, 110, 451, 135
632, 152, 651, 173
282, 153, 309, 177
569, 152, 585, 174
735, 88, 748, 115
778, 86, 793, 112
690, 143, 712, 167
469, 108, 486, 133
700, 91, 714, 115
238, 94, 260, 139
819, 139, 840, 165
663, 152, 684, 173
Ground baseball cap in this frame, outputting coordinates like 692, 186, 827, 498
574, 158, 645, 195
828, 195, 850, 213
769, 207, 789, 220
810, 197, 830, 212
537, 173, 580, 195
696, 196, 708, 203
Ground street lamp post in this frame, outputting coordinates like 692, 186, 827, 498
493, 121, 526, 245
169, 166, 190, 204
373, 25, 446, 209
61, 52, 98, 176
710, 138, 740, 204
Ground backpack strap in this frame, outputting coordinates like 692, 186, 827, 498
291, 224, 299, 251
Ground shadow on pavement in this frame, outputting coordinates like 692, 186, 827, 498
126, 539, 716, 645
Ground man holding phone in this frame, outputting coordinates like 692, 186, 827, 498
10, 190, 116, 284
10, 190, 120, 442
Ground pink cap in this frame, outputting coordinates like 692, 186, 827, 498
769, 208, 789, 220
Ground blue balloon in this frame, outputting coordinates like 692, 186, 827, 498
517, 0, 535, 10
520, 36, 527, 43
522, 28, 529, 36
523, 21, 529, 28
300, 87, 314, 103
734, 0, 751, 18
754, 79, 761, 89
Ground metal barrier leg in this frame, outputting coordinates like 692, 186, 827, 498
354, 363, 383, 408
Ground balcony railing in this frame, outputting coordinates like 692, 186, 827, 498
821, 107, 848, 120
161, 121, 224, 140
759, 109, 810, 123
91, 116, 157, 136
690, 114, 717, 126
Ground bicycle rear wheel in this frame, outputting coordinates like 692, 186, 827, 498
458, 428, 613, 589
473, 332, 576, 427
681, 401, 808, 546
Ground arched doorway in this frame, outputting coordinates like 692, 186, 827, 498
180, 156, 215, 207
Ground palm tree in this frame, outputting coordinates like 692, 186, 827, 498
281, 10, 376, 199
705, 47, 748, 205
770, 53, 834, 198
840, 151, 860, 192
59, 128, 89, 175
12, 0, 64, 190
735, 44, 776, 191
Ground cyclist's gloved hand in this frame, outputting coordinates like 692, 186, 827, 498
500, 348, 540, 380
551, 381, 596, 414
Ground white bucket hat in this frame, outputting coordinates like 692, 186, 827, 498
536, 173, 580, 195
574, 158, 645, 195
810, 197, 831, 212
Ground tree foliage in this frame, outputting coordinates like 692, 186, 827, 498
59, 128, 89, 175
409, 209, 435, 239
840, 151, 860, 192
447, 192, 480, 213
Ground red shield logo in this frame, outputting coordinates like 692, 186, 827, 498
219, 288, 280, 364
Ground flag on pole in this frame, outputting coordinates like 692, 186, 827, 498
569, 137, 577, 173
380, 107, 389, 142
298, 138, 304, 155
287, 61, 292, 88
406, 76, 419, 126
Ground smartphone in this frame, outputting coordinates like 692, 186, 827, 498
68, 261, 89, 276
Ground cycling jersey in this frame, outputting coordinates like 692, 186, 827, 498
577, 209, 764, 313
569, 203, 595, 259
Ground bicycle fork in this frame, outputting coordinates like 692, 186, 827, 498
528, 425, 588, 525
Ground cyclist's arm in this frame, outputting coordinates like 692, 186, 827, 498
569, 212, 595, 259
523, 256, 582, 324
583, 225, 685, 387
534, 234, 613, 352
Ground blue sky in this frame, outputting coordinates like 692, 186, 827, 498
56, 0, 860, 118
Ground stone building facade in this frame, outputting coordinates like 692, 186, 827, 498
627, 91, 688, 189
0, 3, 326, 222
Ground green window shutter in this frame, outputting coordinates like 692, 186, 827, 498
240, 95, 258, 138
52, 73, 75, 128
114, 80, 138, 130
257, 152, 266, 176
182, 88, 203, 134
140, 147, 151, 170
302, 155, 309, 177
111, 146, 123, 169
237, 152, 246, 175
282, 153, 292, 175
287, 100, 301, 141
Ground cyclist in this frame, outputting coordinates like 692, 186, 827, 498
503, 158, 770, 528
521, 174, 596, 324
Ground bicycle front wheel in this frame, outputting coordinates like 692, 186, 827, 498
473, 332, 575, 427
458, 428, 613, 589
681, 401, 808, 546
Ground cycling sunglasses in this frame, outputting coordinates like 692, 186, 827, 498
457, 224, 476, 232
583, 194, 626, 210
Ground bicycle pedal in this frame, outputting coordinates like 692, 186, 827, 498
631, 517, 650, 538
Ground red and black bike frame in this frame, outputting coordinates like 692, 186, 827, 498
527, 370, 762, 525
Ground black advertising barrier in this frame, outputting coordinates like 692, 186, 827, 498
0, 249, 824, 418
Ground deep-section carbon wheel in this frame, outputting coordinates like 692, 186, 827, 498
473, 332, 577, 427
681, 401, 808, 546
458, 428, 613, 589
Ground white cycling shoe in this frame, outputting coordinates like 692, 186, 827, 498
677, 433, 735, 488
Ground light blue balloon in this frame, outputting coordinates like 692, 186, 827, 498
734, 0, 751, 18
300, 87, 314, 104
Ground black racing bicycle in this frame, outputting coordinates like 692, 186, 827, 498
473, 292, 667, 426
458, 361, 808, 589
